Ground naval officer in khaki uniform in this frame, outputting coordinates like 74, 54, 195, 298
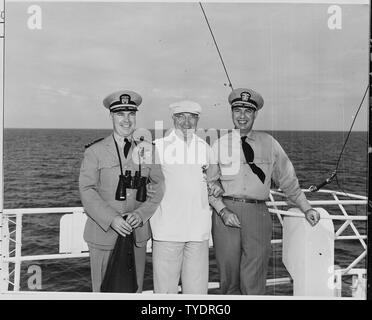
209, 88, 320, 295
79, 90, 164, 292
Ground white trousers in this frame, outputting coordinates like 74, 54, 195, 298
152, 240, 209, 294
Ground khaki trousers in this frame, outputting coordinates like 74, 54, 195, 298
212, 199, 272, 295
88, 244, 147, 293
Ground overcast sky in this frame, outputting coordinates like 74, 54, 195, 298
4, 1, 369, 130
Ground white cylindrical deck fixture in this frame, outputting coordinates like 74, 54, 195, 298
282, 208, 335, 297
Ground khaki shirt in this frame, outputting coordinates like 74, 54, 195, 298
209, 130, 311, 213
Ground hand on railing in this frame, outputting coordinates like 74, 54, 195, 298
304, 208, 320, 227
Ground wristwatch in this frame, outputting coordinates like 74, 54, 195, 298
218, 207, 226, 218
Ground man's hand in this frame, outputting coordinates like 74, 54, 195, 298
110, 215, 133, 237
126, 212, 143, 229
208, 181, 224, 197
304, 208, 320, 227
220, 208, 241, 228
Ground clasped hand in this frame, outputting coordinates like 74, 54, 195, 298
110, 213, 143, 237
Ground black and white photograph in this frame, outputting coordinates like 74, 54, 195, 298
0, 0, 369, 303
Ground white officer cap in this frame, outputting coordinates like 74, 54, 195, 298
169, 100, 202, 115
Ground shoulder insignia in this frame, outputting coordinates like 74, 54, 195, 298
85, 137, 104, 149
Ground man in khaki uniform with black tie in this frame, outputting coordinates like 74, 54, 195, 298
209, 87, 320, 295
79, 90, 164, 292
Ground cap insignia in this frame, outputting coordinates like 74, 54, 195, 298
120, 94, 130, 105
241, 92, 251, 102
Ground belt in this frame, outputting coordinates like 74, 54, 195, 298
223, 196, 267, 204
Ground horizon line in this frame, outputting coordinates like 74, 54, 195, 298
3, 127, 368, 132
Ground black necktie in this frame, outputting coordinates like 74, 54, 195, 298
123, 138, 131, 158
241, 136, 266, 184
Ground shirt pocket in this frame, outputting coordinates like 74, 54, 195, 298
251, 157, 272, 175
220, 163, 234, 181
98, 157, 120, 170
253, 157, 271, 165
220, 161, 241, 178
98, 158, 121, 188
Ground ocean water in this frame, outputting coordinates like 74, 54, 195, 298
3, 129, 368, 295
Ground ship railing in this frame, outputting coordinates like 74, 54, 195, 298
0, 189, 367, 297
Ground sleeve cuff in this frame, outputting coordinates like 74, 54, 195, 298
213, 201, 226, 215
104, 214, 121, 232
295, 193, 312, 213
132, 209, 146, 225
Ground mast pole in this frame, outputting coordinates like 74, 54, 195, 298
367, 11, 372, 300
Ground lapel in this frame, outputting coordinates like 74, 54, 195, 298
104, 134, 141, 168
103, 134, 119, 160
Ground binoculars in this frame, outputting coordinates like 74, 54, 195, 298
115, 170, 148, 202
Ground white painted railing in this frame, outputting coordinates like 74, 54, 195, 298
0, 189, 367, 297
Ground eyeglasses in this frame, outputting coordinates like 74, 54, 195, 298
173, 113, 199, 122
